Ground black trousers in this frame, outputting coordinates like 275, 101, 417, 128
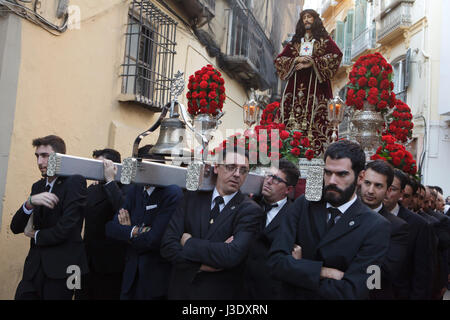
15, 266, 73, 300
75, 270, 123, 300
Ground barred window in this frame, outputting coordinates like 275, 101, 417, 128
121, 1, 177, 109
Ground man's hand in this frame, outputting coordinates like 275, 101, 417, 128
118, 208, 132, 226
320, 267, 344, 280
24, 228, 36, 239
198, 236, 233, 272
27, 192, 59, 210
292, 244, 302, 260
180, 233, 192, 246
103, 159, 117, 183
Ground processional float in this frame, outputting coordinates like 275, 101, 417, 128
46, 72, 265, 195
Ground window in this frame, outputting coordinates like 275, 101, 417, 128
392, 50, 411, 103
121, 1, 177, 109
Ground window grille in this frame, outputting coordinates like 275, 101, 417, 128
121, 0, 177, 109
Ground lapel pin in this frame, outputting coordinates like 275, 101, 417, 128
231, 206, 235, 210
349, 221, 355, 227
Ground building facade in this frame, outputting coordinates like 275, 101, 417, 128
318, 0, 450, 195
0, 0, 303, 299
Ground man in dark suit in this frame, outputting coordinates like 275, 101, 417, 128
358, 161, 409, 300
10, 135, 88, 300
268, 140, 391, 300
161, 148, 263, 300
383, 171, 434, 299
243, 159, 300, 300
76, 148, 129, 300
105, 178, 182, 300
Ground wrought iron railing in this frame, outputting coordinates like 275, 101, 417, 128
351, 26, 376, 59
377, 1, 413, 41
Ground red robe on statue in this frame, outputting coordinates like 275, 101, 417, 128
274, 36, 342, 156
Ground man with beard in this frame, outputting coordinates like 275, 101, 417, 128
268, 140, 390, 299
274, 9, 342, 156
243, 159, 300, 299
357, 161, 408, 300
161, 148, 263, 299
384, 169, 434, 299
10, 135, 88, 299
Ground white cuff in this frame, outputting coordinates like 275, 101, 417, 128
130, 226, 137, 239
34, 230, 39, 244
23, 202, 33, 215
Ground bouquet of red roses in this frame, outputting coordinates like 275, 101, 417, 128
384, 99, 414, 143
212, 101, 314, 167
371, 134, 418, 175
346, 52, 396, 113
186, 65, 226, 117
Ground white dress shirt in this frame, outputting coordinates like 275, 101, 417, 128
211, 188, 238, 212
265, 197, 288, 227
390, 203, 400, 217
326, 194, 357, 223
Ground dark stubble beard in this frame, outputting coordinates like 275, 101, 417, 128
323, 180, 357, 207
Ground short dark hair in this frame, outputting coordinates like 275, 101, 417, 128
92, 148, 121, 163
432, 186, 443, 195
32, 135, 66, 154
393, 169, 408, 190
278, 159, 300, 187
365, 160, 394, 188
418, 183, 426, 192
406, 176, 419, 194
324, 140, 366, 177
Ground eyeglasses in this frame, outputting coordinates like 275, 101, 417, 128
265, 174, 288, 186
223, 164, 249, 175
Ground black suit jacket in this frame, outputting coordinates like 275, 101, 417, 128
393, 205, 434, 299
161, 190, 263, 300
268, 196, 391, 300
83, 182, 129, 274
369, 206, 409, 300
10, 175, 88, 280
105, 184, 183, 299
243, 199, 292, 300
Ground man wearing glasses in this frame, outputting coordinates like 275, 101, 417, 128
161, 148, 263, 299
243, 159, 300, 299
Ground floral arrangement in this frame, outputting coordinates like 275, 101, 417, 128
346, 52, 396, 113
384, 99, 414, 143
371, 134, 418, 176
186, 64, 226, 117
212, 101, 314, 167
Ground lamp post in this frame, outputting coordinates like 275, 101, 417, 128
327, 96, 346, 143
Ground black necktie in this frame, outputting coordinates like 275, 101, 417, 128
326, 207, 341, 232
45, 184, 51, 192
210, 196, 224, 225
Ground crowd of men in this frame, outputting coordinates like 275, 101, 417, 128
10, 135, 450, 300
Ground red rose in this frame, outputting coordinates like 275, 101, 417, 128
199, 91, 207, 99
209, 82, 218, 90
380, 80, 390, 90
290, 139, 300, 147
301, 138, 310, 148
293, 131, 303, 140
210, 100, 218, 108
368, 95, 379, 105
208, 91, 217, 100
219, 86, 225, 94
199, 81, 208, 89
392, 157, 402, 167
305, 149, 314, 160
199, 99, 208, 107
368, 77, 378, 87
291, 148, 301, 157
371, 66, 381, 76
358, 77, 368, 87
280, 130, 290, 140
358, 67, 367, 76
357, 89, 366, 99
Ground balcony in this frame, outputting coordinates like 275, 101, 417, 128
377, 1, 413, 44
351, 27, 376, 60
174, 0, 215, 22
223, 4, 277, 90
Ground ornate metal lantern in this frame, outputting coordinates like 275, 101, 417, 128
327, 96, 346, 143
243, 90, 260, 128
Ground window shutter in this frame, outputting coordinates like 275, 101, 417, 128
344, 9, 354, 59
405, 48, 411, 89
354, 0, 368, 39
336, 21, 345, 51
